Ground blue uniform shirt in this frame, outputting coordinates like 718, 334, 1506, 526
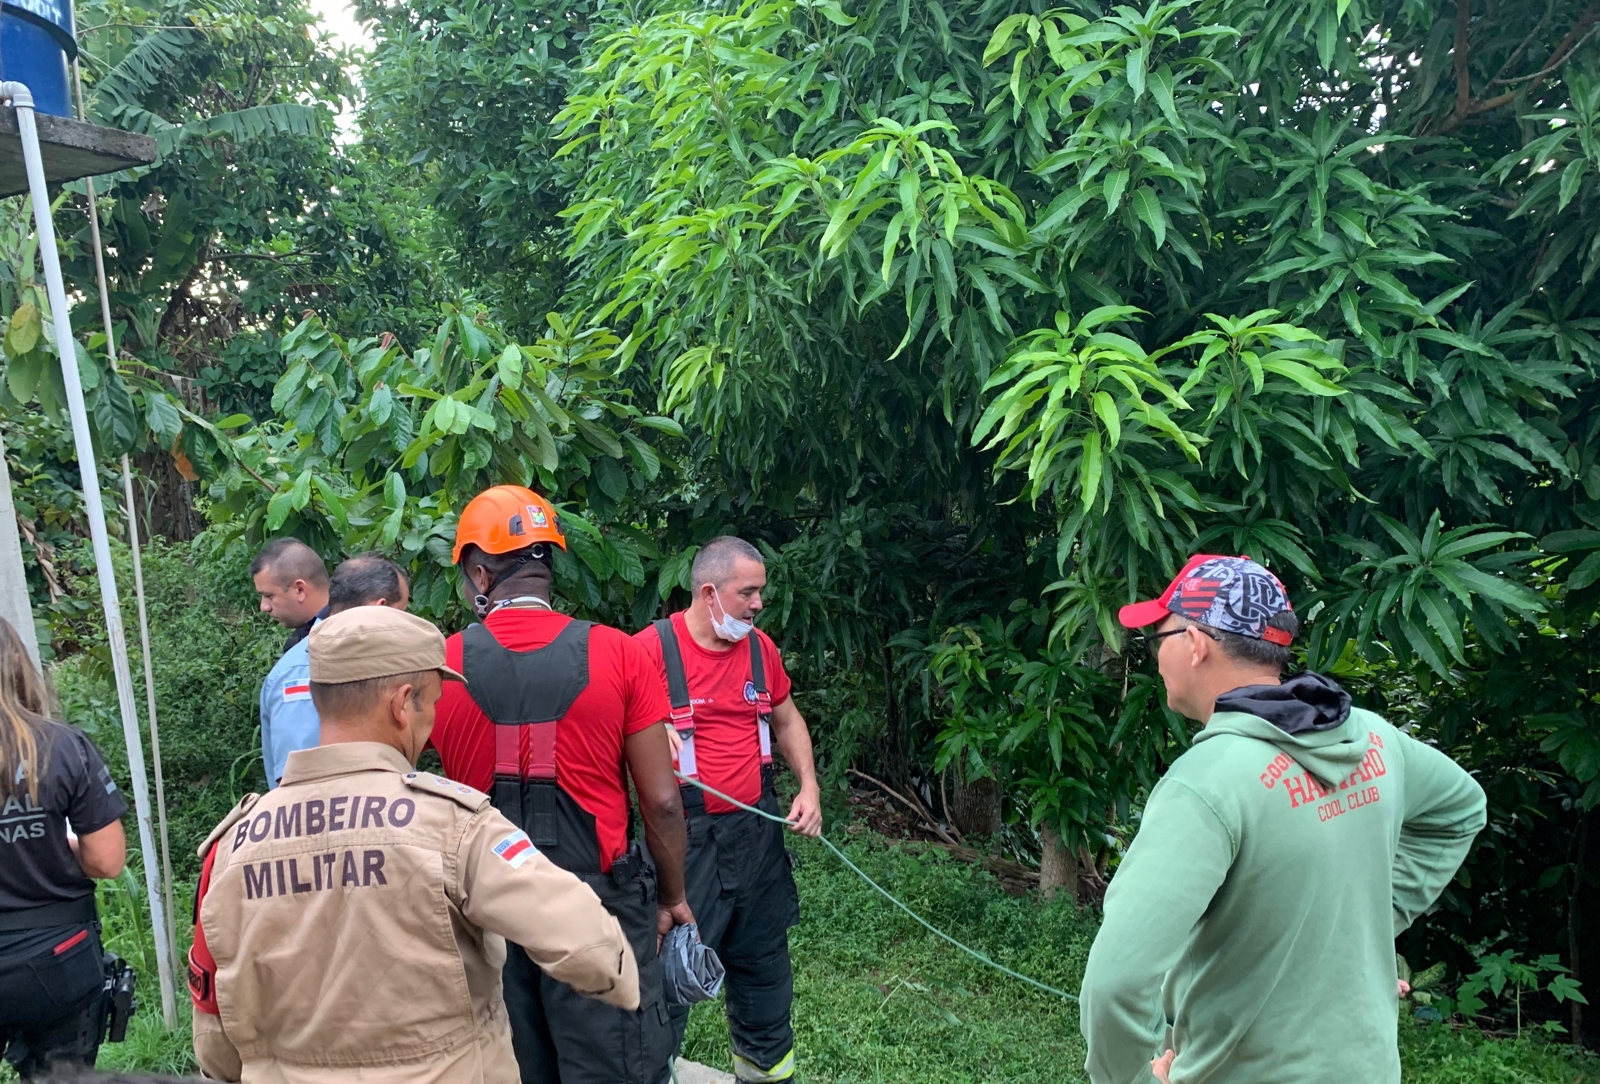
259, 634, 320, 787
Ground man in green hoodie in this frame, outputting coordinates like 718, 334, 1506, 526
1080, 555, 1486, 1084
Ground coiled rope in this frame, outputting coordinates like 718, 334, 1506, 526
674, 772, 1078, 1003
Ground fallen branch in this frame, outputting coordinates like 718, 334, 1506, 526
848, 767, 960, 846
938, 768, 965, 845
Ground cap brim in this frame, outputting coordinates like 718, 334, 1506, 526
1118, 598, 1174, 629
439, 665, 467, 683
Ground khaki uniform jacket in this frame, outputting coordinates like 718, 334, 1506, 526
191, 742, 638, 1084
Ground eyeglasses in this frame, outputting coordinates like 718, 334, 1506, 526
1143, 625, 1218, 650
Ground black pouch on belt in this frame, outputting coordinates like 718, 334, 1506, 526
0, 922, 105, 1030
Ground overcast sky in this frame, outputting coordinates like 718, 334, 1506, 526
307, 0, 373, 53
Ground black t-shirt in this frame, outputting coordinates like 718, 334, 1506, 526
283, 605, 329, 654
0, 719, 128, 912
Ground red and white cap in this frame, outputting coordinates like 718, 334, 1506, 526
1118, 555, 1294, 646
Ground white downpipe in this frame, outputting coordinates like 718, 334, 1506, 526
73, 58, 181, 1016
3, 81, 179, 1026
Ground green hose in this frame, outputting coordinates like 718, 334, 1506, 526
674, 772, 1078, 1003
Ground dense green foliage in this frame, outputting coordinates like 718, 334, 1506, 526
6, 0, 1600, 1052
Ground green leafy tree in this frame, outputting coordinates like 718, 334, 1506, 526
544, 0, 1600, 983
192, 310, 683, 628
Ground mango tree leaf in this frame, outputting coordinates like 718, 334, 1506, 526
1567, 551, 1600, 591
1132, 187, 1165, 249
594, 455, 629, 500
1103, 169, 1129, 215
266, 489, 295, 531
287, 468, 313, 512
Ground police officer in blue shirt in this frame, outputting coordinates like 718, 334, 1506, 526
257, 554, 409, 786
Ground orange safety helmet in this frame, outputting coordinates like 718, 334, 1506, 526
452, 485, 567, 565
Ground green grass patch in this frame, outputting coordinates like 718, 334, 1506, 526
684, 829, 1092, 1083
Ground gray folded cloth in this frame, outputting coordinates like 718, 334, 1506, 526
661, 922, 725, 1005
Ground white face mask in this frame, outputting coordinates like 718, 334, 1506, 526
709, 587, 754, 642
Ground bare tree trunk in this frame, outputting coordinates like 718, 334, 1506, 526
1040, 821, 1080, 902
952, 774, 1001, 838
133, 451, 203, 541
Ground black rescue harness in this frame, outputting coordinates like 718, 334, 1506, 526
461, 615, 675, 1083
650, 618, 775, 809
460, 619, 610, 869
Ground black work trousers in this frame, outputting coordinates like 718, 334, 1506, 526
669, 790, 801, 1082
0, 924, 105, 1081
503, 843, 675, 1084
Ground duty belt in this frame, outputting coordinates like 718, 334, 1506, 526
0, 894, 97, 932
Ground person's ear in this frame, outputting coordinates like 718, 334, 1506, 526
388, 681, 417, 730
1187, 626, 1211, 667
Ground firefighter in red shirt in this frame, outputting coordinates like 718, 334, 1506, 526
431, 486, 692, 1084
634, 536, 821, 1084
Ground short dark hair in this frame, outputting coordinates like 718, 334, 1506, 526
459, 543, 554, 586
310, 670, 429, 718
328, 555, 408, 615
691, 536, 764, 590
1196, 610, 1300, 670
250, 538, 329, 590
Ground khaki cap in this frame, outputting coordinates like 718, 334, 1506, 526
308, 606, 466, 685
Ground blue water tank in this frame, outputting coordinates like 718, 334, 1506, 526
0, 0, 77, 118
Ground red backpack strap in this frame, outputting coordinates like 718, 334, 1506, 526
188, 843, 221, 1015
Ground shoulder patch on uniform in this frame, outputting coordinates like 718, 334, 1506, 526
198, 793, 261, 857
492, 829, 537, 868
402, 771, 490, 811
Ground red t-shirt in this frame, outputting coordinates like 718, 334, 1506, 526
430, 609, 670, 870
633, 611, 792, 814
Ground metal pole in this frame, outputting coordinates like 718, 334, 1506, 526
3, 81, 179, 1026
73, 59, 180, 1008
119, 464, 177, 995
